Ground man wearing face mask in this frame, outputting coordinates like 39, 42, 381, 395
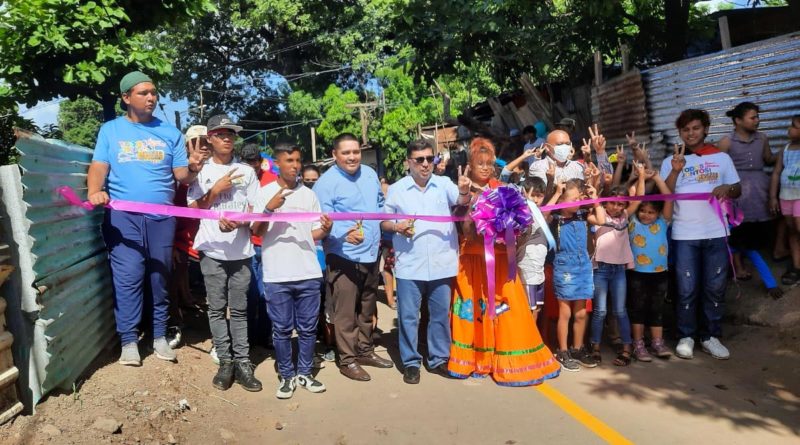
528, 130, 586, 186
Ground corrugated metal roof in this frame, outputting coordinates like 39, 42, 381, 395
591, 69, 651, 159
642, 31, 800, 162
0, 130, 113, 410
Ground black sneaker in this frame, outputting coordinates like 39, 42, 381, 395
571, 347, 598, 368
212, 360, 235, 390
403, 366, 420, 384
296, 374, 326, 393
555, 350, 580, 372
234, 360, 262, 392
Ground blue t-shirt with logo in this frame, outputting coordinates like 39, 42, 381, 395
92, 116, 187, 204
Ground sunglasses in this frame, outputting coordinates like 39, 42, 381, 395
410, 156, 435, 164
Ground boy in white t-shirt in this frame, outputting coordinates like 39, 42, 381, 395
661, 109, 741, 361
252, 143, 332, 400
187, 114, 262, 392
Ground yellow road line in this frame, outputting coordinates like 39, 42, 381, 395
536, 383, 634, 445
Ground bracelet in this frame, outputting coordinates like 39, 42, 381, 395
263, 207, 273, 214
459, 191, 469, 196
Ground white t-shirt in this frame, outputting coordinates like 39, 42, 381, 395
659, 151, 740, 240
529, 158, 585, 186
253, 181, 323, 283
187, 159, 258, 261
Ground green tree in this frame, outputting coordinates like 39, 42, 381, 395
0, 0, 216, 121
58, 97, 104, 148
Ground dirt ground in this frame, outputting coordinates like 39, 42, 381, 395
1, 278, 799, 445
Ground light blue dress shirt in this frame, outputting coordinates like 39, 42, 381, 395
384, 175, 460, 281
313, 164, 383, 264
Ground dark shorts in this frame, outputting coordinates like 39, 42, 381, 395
626, 270, 667, 327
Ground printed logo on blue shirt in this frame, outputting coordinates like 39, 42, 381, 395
117, 138, 167, 164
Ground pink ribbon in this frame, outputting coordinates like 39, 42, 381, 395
60, 186, 742, 279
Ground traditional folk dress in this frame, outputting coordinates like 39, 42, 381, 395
448, 182, 561, 386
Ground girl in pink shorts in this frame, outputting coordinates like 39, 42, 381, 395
769, 115, 800, 284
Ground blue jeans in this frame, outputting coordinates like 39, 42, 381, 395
396, 278, 452, 369
673, 238, 728, 341
591, 262, 632, 345
264, 279, 322, 378
247, 245, 271, 346
102, 209, 175, 345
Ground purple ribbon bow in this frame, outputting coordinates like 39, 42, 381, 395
470, 186, 533, 319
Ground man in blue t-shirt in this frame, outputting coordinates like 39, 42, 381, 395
88, 71, 207, 367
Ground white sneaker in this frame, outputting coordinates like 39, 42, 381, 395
276, 376, 297, 399
676, 337, 695, 359
296, 374, 326, 393
209, 346, 220, 365
701, 337, 730, 360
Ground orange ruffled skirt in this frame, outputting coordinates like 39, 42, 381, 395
448, 237, 561, 386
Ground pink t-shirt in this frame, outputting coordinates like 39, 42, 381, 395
593, 211, 634, 268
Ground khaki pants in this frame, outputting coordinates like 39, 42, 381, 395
326, 254, 379, 366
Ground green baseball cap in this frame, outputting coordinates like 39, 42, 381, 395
119, 71, 153, 94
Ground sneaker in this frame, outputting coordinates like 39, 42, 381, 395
209, 346, 220, 365
153, 337, 177, 362
212, 360, 235, 391
675, 337, 695, 359
701, 337, 730, 360
570, 347, 598, 368
633, 339, 653, 362
555, 350, 580, 372
119, 342, 141, 367
276, 376, 296, 399
166, 326, 182, 349
321, 348, 336, 362
296, 374, 326, 393
650, 337, 672, 359
234, 360, 263, 392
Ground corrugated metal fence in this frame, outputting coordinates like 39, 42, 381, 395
0, 130, 113, 411
591, 69, 651, 156
592, 31, 800, 164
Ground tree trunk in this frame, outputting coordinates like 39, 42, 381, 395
663, 0, 691, 63
101, 93, 118, 122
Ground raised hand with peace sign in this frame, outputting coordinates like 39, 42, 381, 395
671, 144, 686, 173
187, 136, 210, 174
457, 165, 472, 194
588, 123, 606, 154
264, 184, 293, 212
211, 167, 245, 196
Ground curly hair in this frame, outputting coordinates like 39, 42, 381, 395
468, 137, 496, 162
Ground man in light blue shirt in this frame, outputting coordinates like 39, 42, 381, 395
313, 133, 392, 382
381, 140, 471, 384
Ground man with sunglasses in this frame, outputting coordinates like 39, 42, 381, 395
88, 71, 206, 367
381, 140, 471, 384
313, 133, 392, 382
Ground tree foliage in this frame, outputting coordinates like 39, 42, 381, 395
58, 97, 104, 148
0, 0, 216, 120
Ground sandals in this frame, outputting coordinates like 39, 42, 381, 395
613, 350, 632, 367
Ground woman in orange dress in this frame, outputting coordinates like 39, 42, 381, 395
448, 137, 561, 386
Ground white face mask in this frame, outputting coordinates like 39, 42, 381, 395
553, 144, 572, 162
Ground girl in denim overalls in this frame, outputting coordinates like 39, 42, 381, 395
544, 179, 606, 372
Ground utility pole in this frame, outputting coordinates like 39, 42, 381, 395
345, 101, 379, 146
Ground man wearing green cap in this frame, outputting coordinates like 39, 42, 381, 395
88, 70, 207, 367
